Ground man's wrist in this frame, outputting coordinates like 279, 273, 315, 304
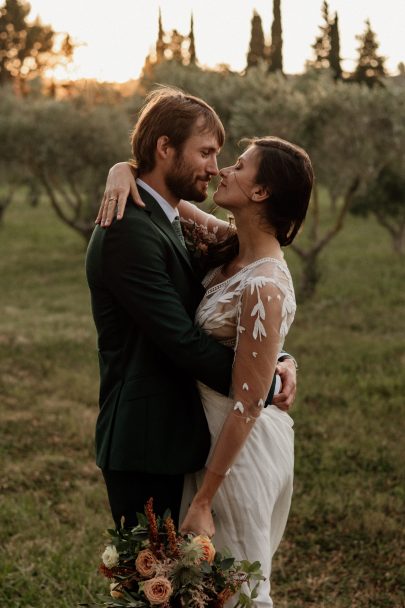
278, 354, 298, 370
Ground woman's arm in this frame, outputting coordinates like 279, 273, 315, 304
96, 162, 233, 241
180, 277, 285, 536
178, 200, 232, 241
96, 162, 144, 226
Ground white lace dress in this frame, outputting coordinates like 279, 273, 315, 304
180, 257, 296, 608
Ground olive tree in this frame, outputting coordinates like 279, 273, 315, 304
292, 75, 400, 298
0, 88, 28, 224
351, 166, 405, 255
1, 97, 131, 242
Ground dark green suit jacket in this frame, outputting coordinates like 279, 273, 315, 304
86, 186, 235, 475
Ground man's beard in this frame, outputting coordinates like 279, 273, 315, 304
165, 153, 209, 202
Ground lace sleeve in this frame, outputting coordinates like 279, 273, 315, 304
206, 275, 291, 476
178, 199, 232, 241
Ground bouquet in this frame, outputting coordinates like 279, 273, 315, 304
181, 219, 221, 259
81, 498, 263, 608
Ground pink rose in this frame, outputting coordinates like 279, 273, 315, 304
135, 549, 157, 577
143, 577, 173, 605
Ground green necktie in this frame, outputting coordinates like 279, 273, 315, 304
172, 216, 186, 248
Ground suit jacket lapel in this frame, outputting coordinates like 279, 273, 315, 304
137, 186, 193, 272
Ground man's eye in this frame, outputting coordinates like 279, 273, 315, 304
201, 151, 209, 158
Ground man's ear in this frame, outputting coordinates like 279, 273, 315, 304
251, 185, 270, 202
156, 136, 173, 160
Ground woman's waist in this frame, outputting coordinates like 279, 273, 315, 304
197, 382, 294, 427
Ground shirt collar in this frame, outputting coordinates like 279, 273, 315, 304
136, 178, 178, 223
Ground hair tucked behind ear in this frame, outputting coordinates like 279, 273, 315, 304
251, 136, 313, 246
206, 136, 313, 269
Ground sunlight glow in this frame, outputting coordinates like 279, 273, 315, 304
28, 0, 405, 82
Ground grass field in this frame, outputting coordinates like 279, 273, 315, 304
1, 195, 404, 608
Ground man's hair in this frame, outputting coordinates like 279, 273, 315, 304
131, 86, 225, 174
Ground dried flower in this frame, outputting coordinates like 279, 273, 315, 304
89, 503, 263, 608
110, 582, 124, 599
99, 563, 115, 579
145, 497, 160, 553
143, 576, 173, 605
136, 549, 157, 577
164, 516, 180, 558
102, 544, 119, 569
215, 587, 235, 607
181, 219, 224, 259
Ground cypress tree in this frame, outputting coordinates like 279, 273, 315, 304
353, 19, 386, 87
168, 29, 184, 63
269, 0, 283, 72
155, 7, 165, 63
188, 12, 197, 65
308, 0, 331, 70
247, 10, 265, 69
330, 12, 342, 79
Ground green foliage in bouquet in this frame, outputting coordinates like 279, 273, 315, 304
80, 498, 263, 608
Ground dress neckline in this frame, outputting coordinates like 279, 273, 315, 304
205, 256, 287, 295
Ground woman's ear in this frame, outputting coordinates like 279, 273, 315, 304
251, 185, 270, 202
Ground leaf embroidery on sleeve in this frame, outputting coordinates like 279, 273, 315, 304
248, 277, 273, 342
253, 318, 267, 341
234, 401, 244, 413
242, 383, 249, 391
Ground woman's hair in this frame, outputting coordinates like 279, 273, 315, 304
206, 136, 314, 268
131, 86, 225, 174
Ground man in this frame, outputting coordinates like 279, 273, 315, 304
86, 88, 296, 528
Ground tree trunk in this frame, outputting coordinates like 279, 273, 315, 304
0, 186, 16, 226
291, 177, 360, 300
0, 204, 6, 226
299, 252, 321, 301
373, 210, 405, 255
38, 170, 95, 246
392, 226, 405, 255
330, 192, 338, 213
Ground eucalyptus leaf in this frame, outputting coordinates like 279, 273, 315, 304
200, 560, 212, 573
250, 582, 260, 599
136, 512, 148, 527
162, 508, 172, 520
220, 557, 235, 570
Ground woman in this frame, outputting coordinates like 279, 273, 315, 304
99, 137, 313, 607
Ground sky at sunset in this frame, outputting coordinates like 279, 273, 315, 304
27, 0, 405, 82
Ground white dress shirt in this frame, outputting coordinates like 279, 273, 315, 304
136, 178, 178, 223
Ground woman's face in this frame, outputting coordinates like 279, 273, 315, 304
213, 145, 262, 210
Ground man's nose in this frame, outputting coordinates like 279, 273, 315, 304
206, 156, 219, 176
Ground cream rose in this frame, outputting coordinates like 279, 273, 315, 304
192, 535, 216, 564
135, 548, 157, 577
143, 577, 173, 605
102, 544, 119, 569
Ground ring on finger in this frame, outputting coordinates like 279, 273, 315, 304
108, 196, 117, 202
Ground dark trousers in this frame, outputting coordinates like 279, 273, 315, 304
102, 469, 184, 529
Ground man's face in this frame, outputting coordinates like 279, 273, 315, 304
165, 119, 220, 202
